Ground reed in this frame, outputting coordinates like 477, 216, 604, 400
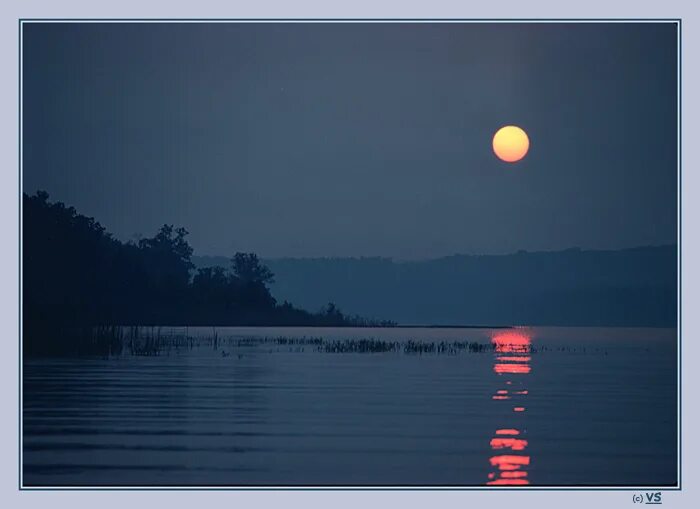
29, 327, 593, 358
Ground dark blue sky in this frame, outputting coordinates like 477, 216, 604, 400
22, 22, 678, 259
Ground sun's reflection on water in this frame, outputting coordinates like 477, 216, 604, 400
490, 438, 528, 450
486, 330, 532, 486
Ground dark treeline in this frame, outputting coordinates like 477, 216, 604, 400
23, 192, 392, 354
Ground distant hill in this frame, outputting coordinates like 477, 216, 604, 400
194, 246, 677, 327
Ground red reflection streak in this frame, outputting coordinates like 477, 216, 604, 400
488, 330, 532, 486
495, 429, 520, 435
502, 471, 528, 479
492, 331, 532, 354
496, 356, 532, 362
494, 363, 531, 374
490, 455, 531, 470
487, 478, 530, 485
490, 438, 528, 450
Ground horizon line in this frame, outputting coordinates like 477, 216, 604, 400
193, 243, 678, 263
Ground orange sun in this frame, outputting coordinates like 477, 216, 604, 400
492, 125, 530, 163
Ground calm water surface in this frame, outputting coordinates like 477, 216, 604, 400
23, 326, 677, 487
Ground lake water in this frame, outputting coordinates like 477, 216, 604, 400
22, 326, 678, 487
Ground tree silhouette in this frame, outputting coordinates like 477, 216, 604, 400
231, 252, 275, 285
22, 191, 391, 354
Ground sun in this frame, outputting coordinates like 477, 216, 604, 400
492, 125, 530, 163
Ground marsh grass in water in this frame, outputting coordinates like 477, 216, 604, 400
24, 326, 620, 358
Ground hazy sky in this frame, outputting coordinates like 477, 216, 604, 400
23, 22, 678, 259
